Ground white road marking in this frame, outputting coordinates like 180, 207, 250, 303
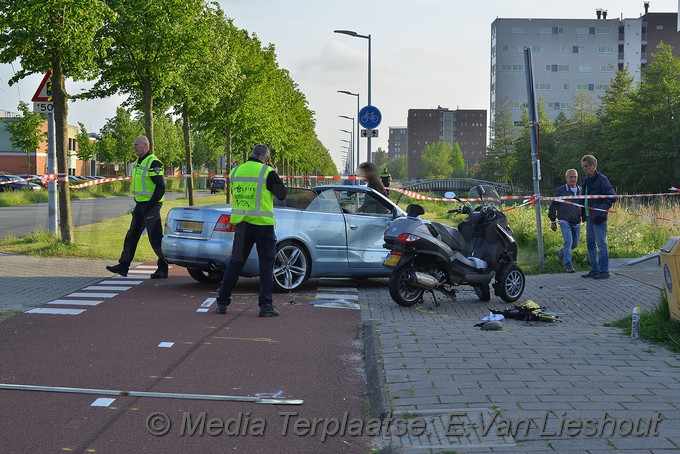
47, 299, 103, 306
26, 308, 86, 315
66, 292, 117, 298
83, 286, 131, 291
158, 342, 174, 348
91, 398, 116, 407
314, 293, 359, 300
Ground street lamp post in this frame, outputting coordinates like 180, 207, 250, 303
340, 130, 353, 172
334, 30, 372, 162
337, 90, 360, 167
338, 115, 354, 172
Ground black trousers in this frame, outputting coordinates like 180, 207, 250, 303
217, 223, 276, 308
118, 202, 167, 272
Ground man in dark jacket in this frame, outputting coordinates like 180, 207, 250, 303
580, 154, 616, 279
548, 169, 584, 273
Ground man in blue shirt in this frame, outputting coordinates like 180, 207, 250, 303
548, 169, 584, 273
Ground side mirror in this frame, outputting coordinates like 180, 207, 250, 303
444, 191, 457, 199
475, 185, 486, 196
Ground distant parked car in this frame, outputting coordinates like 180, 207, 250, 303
210, 177, 227, 194
16, 174, 47, 187
162, 185, 405, 290
0, 174, 42, 192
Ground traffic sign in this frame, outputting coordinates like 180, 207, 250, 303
32, 71, 53, 102
358, 105, 382, 129
360, 129, 379, 138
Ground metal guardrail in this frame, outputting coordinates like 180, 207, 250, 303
401, 178, 527, 195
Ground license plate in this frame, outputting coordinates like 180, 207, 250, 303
176, 220, 203, 233
383, 253, 401, 267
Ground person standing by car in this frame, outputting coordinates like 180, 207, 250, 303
548, 169, 584, 273
580, 154, 616, 280
106, 136, 168, 279
379, 168, 391, 188
215, 144, 287, 317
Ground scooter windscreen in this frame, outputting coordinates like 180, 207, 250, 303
468, 184, 502, 211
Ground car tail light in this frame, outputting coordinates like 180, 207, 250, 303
214, 214, 236, 232
397, 233, 421, 243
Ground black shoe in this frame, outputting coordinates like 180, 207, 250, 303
215, 305, 227, 314
259, 305, 280, 317
582, 270, 599, 278
593, 272, 610, 280
150, 270, 168, 279
566, 268, 576, 273
106, 264, 128, 277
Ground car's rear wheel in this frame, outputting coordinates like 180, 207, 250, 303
187, 268, 223, 284
273, 240, 310, 292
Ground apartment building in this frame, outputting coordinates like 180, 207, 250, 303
387, 127, 407, 160
490, 4, 680, 126
406, 106, 487, 180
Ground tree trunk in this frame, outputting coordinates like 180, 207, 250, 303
52, 58, 74, 243
182, 103, 194, 206
225, 126, 232, 204
143, 78, 154, 152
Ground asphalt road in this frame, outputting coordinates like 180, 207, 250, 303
0, 266, 374, 454
0, 192, 208, 238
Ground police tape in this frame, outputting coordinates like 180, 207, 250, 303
387, 187, 680, 223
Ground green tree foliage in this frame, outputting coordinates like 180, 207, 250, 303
96, 107, 144, 174
91, 0, 208, 152
372, 148, 388, 168
76, 123, 97, 162
386, 156, 407, 180
0, 0, 112, 242
477, 97, 517, 182
2, 102, 45, 173
419, 142, 454, 179
450, 142, 466, 177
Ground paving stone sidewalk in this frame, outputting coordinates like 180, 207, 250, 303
362, 258, 680, 453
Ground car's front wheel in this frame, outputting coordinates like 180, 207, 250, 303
187, 268, 223, 284
273, 240, 310, 292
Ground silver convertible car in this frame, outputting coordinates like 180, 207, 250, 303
161, 185, 406, 291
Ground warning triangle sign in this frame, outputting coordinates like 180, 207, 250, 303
31, 71, 53, 102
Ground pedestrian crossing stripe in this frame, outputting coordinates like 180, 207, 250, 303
26, 308, 86, 315
47, 300, 103, 306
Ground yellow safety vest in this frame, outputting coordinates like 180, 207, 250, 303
132, 153, 164, 203
229, 161, 274, 225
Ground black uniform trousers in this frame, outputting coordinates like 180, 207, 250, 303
117, 201, 168, 272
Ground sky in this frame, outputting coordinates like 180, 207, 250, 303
1, 0, 677, 172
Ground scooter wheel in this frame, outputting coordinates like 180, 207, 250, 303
389, 267, 424, 307
495, 262, 525, 303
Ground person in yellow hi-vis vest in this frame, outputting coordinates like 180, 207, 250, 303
215, 144, 287, 317
106, 136, 168, 279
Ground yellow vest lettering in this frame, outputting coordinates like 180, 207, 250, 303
229, 161, 274, 225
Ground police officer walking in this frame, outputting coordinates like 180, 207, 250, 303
379, 168, 391, 188
106, 136, 168, 279
215, 144, 287, 317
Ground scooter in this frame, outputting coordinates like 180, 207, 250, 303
382, 184, 525, 306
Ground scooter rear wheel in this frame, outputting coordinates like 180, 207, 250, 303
389, 267, 424, 307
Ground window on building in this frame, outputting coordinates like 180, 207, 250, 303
511, 27, 524, 33
573, 46, 584, 54
598, 46, 614, 53
535, 83, 551, 90
501, 44, 509, 52
564, 83, 570, 89
600, 65, 613, 72
578, 65, 592, 73
576, 27, 589, 35
539, 27, 552, 34
595, 27, 611, 34
656, 25, 664, 30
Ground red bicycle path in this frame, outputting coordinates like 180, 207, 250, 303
0, 265, 375, 454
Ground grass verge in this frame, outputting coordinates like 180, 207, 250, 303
606, 291, 680, 353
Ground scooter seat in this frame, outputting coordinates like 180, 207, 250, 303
451, 251, 487, 270
431, 222, 466, 251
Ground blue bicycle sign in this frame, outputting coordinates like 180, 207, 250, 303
358, 105, 382, 129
